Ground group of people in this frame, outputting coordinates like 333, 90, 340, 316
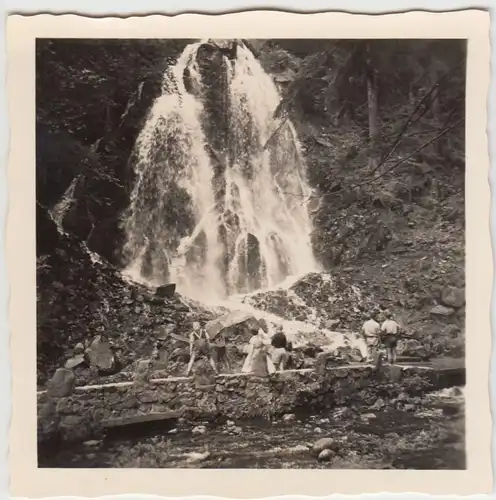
361, 310, 403, 365
242, 325, 292, 376
185, 321, 291, 377
185, 309, 406, 378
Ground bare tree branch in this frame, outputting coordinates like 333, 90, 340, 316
351, 117, 464, 188
365, 62, 463, 178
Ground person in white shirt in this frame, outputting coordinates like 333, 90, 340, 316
380, 311, 401, 365
361, 313, 381, 362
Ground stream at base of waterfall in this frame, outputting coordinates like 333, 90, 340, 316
39, 387, 465, 469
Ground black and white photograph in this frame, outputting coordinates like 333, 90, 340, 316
6, 10, 492, 496
34, 34, 470, 470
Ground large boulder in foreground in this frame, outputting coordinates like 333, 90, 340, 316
430, 305, 455, 317
440, 286, 464, 308
47, 368, 76, 398
205, 311, 260, 342
312, 437, 340, 457
85, 336, 117, 373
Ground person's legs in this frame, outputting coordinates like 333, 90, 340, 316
361, 335, 371, 361
374, 349, 383, 370
368, 342, 378, 363
280, 351, 289, 371
386, 347, 393, 365
208, 356, 218, 374
391, 346, 397, 365
224, 350, 232, 372
186, 352, 196, 376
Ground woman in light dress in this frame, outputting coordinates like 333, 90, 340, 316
242, 326, 276, 376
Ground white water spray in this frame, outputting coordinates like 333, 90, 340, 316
123, 40, 318, 302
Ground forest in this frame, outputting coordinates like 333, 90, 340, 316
36, 38, 466, 384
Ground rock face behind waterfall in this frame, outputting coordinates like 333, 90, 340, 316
122, 40, 317, 301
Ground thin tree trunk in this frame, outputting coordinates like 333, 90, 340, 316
366, 44, 380, 170
429, 64, 441, 122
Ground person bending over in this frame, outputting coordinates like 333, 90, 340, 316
186, 321, 218, 376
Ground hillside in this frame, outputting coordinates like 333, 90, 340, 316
36, 39, 465, 387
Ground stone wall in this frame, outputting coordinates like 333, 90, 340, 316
37, 362, 463, 445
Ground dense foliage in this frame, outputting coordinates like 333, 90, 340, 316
36, 39, 466, 383
36, 39, 191, 261
256, 39, 465, 266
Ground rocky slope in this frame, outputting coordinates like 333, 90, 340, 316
36, 40, 465, 387
37, 207, 219, 388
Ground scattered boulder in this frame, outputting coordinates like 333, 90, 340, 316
335, 345, 363, 363
193, 360, 217, 389
315, 352, 332, 375
47, 368, 76, 398
156, 284, 176, 298
331, 408, 353, 420
134, 359, 152, 383
312, 437, 339, 457
441, 286, 464, 308
155, 324, 175, 340
83, 440, 102, 448
388, 365, 403, 383
318, 449, 335, 462
205, 311, 258, 341
192, 425, 207, 435
399, 339, 429, 360
371, 398, 386, 411
186, 450, 211, 463
37, 400, 60, 441
282, 413, 296, 423
443, 324, 462, 337
361, 413, 377, 420
59, 414, 92, 442
86, 336, 117, 373
430, 305, 455, 317
302, 344, 324, 358
64, 354, 87, 370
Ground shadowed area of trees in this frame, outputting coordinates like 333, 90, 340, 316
36, 39, 466, 383
36, 39, 192, 262
254, 39, 465, 267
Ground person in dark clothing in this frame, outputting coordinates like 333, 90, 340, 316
380, 311, 401, 365
270, 327, 290, 371
186, 322, 218, 376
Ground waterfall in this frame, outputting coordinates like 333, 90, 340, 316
123, 40, 318, 303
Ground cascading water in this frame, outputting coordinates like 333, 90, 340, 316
123, 40, 318, 302
122, 39, 368, 356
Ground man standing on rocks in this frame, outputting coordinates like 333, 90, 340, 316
270, 326, 290, 371
380, 311, 401, 365
361, 312, 381, 363
186, 321, 218, 376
